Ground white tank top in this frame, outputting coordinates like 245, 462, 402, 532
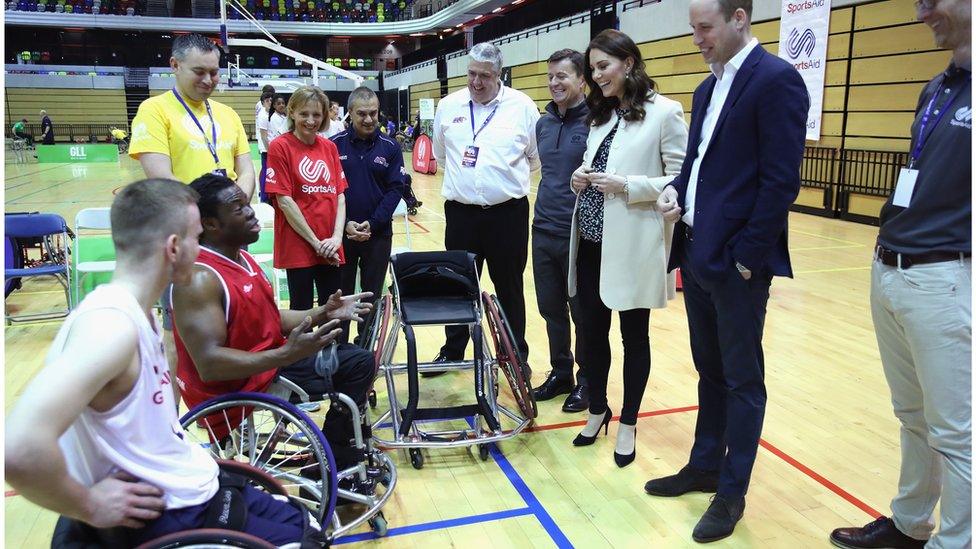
56, 284, 218, 509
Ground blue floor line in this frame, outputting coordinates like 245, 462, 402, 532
332, 506, 533, 545
487, 443, 574, 548
464, 417, 573, 548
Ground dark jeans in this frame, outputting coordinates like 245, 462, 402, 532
339, 232, 392, 344
441, 198, 529, 360
286, 264, 341, 311
532, 228, 585, 385
575, 238, 650, 426
130, 484, 309, 546
278, 344, 375, 453
681, 235, 772, 499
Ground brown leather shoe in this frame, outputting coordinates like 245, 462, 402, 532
830, 517, 927, 549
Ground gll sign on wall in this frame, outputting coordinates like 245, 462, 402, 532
36, 144, 120, 163
778, 0, 831, 140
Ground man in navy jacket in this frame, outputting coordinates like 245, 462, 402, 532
646, 0, 808, 543
333, 87, 406, 343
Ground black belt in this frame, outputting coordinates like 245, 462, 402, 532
875, 243, 969, 269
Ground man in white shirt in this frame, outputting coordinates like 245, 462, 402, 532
649, 0, 808, 543
429, 42, 541, 372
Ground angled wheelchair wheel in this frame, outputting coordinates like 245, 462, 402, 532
359, 293, 392, 408
482, 292, 538, 420
179, 392, 337, 528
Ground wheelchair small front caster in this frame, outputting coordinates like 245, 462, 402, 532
368, 512, 388, 536
409, 448, 424, 469
408, 207, 418, 216
368, 390, 377, 408
478, 443, 491, 461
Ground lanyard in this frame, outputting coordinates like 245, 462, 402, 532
469, 100, 499, 143
910, 76, 966, 168
172, 88, 220, 166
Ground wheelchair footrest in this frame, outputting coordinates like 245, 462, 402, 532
400, 404, 482, 423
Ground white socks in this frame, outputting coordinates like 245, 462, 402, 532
580, 411, 608, 437
616, 423, 636, 455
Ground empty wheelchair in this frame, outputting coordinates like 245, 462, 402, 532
180, 388, 395, 540
51, 460, 302, 549
367, 250, 537, 469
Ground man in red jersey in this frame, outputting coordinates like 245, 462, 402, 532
171, 173, 375, 468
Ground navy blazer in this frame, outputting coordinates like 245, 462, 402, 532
668, 45, 809, 282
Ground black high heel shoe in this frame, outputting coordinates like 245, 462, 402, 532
572, 408, 613, 447
614, 426, 637, 467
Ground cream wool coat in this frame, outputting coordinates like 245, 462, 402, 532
568, 92, 688, 311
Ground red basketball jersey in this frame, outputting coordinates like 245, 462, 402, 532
174, 248, 284, 416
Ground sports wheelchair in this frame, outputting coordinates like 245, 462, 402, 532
363, 251, 537, 469
179, 389, 396, 541
51, 459, 304, 548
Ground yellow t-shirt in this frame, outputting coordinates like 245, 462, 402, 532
129, 90, 250, 183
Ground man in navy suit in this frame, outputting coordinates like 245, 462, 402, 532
644, 0, 808, 543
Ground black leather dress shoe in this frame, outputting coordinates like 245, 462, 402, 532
829, 517, 927, 549
692, 495, 745, 543
421, 351, 457, 378
532, 372, 573, 401
644, 465, 719, 497
561, 384, 589, 413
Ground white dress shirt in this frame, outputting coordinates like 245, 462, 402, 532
433, 85, 541, 206
682, 37, 759, 227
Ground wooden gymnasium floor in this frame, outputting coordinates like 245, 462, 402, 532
4, 147, 905, 548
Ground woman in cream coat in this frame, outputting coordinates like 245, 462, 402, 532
568, 29, 687, 467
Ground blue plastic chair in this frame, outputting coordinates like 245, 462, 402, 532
4, 213, 71, 323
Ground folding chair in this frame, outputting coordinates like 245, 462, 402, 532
72, 208, 115, 306
4, 213, 71, 323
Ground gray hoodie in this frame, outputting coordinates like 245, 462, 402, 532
533, 100, 590, 237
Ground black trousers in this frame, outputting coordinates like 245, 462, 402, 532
531, 228, 586, 385
680, 234, 771, 499
575, 238, 650, 425
278, 344, 374, 456
441, 198, 529, 359
286, 264, 341, 311
339, 232, 392, 343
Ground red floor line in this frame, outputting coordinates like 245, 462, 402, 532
758, 439, 882, 519
6, 490, 18, 498
409, 220, 430, 234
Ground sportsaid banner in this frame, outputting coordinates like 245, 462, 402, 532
778, 0, 831, 140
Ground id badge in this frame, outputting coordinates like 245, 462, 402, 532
891, 168, 919, 208
212, 168, 228, 177
462, 145, 480, 168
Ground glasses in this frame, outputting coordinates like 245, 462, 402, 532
914, 0, 937, 10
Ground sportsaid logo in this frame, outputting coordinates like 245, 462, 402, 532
69, 146, 87, 159
415, 139, 427, 159
298, 156, 331, 183
786, 28, 816, 59
299, 155, 336, 194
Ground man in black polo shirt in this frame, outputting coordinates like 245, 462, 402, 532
333, 86, 406, 343
830, 0, 971, 547
531, 49, 590, 413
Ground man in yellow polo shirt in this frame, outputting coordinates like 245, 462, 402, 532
129, 33, 255, 390
130, 33, 255, 199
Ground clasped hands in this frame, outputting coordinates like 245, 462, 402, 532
345, 220, 371, 242
571, 166, 627, 194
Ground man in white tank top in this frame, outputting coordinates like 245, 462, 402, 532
5, 179, 321, 547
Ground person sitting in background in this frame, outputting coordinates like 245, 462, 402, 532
12, 117, 33, 146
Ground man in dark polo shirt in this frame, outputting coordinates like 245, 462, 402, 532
830, 0, 971, 547
531, 49, 590, 413
332, 86, 406, 343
